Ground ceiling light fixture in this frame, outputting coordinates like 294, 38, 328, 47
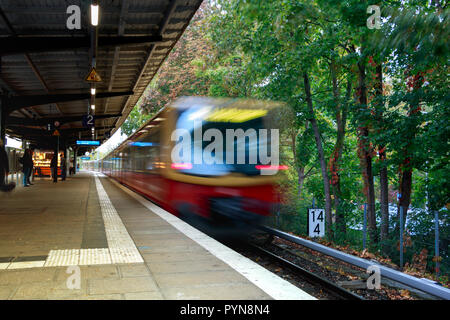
91, 4, 99, 26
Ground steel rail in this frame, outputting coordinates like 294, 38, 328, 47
261, 226, 450, 300
249, 244, 364, 300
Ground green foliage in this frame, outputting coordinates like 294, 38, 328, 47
119, 0, 448, 274
121, 104, 152, 136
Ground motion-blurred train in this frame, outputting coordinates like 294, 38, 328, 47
89, 97, 288, 236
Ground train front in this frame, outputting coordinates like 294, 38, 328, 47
162, 97, 288, 238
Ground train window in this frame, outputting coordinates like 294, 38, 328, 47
123, 146, 132, 173
114, 152, 119, 173
131, 128, 161, 174
174, 107, 271, 177
134, 140, 146, 172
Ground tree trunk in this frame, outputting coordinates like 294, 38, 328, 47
303, 72, 333, 239
379, 149, 389, 241
297, 167, 306, 197
356, 61, 378, 244
375, 63, 389, 244
329, 59, 351, 236
290, 128, 306, 198
398, 164, 412, 229
396, 72, 424, 230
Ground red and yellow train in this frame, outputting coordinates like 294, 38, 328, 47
90, 97, 288, 235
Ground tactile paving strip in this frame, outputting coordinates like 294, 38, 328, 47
1, 175, 143, 270
94, 175, 143, 264
45, 249, 80, 267
8, 261, 46, 269
79, 248, 112, 265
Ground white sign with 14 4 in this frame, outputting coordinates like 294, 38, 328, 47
308, 208, 325, 237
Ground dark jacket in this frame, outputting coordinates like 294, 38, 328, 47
50, 156, 58, 168
20, 152, 33, 169
0, 145, 8, 173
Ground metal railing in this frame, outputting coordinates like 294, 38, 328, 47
262, 226, 450, 300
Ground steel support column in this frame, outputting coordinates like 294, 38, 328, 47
0, 98, 6, 141
73, 147, 77, 175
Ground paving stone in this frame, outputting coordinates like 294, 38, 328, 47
140, 244, 209, 254
0, 268, 57, 285
147, 258, 230, 274
124, 291, 164, 300
142, 251, 216, 263
12, 280, 87, 300
153, 270, 251, 288
14, 255, 48, 262
0, 286, 14, 299
59, 293, 123, 300
131, 230, 183, 236
8, 260, 46, 269
137, 238, 197, 247
119, 264, 151, 277
161, 283, 272, 300
0, 263, 10, 270
88, 277, 159, 295
0, 257, 14, 263
54, 265, 119, 281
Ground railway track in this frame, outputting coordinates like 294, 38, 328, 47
246, 242, 365, 300
255, 227, 449, 300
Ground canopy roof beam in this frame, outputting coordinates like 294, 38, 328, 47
0, 36, 164, 56
6, 113, 122, 126
3, 91, 133, 113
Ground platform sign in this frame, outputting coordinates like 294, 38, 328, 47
76, 140, 100, 146
82, 114, 95, 128
81, 156, 90, 160
85, 67, 102, 82
308, 208, 325, 237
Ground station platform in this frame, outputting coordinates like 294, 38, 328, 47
0, 172, 315, 300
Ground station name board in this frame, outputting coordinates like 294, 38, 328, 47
76, 140, 100, 146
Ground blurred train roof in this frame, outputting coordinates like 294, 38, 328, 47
171, 96, 286, 110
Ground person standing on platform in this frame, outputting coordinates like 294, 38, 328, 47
27, 149, 34, 185
50, 153, 58, 183
0, 138, 12, 191
20, 149, 33, 187
61, 156, 67, 181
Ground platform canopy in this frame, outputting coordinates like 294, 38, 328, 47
0, 0, 202, 150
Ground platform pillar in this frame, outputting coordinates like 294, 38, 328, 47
0, 98, 6, 142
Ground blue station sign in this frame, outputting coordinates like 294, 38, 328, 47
76, 140, 100, 146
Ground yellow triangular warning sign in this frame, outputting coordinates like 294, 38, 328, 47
53, 129, 60, 136
85, 67, 102, 83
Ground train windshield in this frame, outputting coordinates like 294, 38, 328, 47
173, 106, 276, 177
